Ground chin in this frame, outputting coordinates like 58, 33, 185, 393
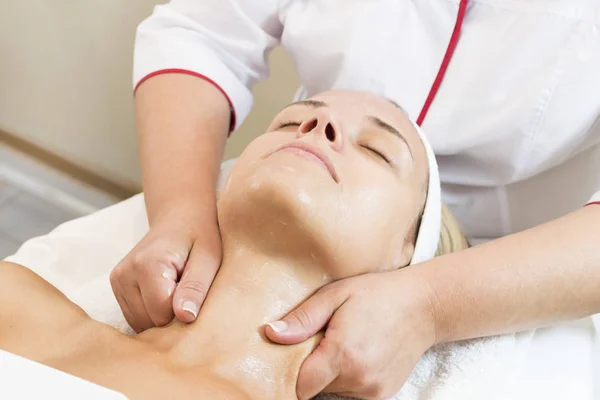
217, 157, 338, 259
220, 159, 326, 227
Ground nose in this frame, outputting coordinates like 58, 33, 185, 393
297, 111, 343, 150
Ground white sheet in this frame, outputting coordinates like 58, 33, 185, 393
4, 161, 600, 399
0, 350, 127, 399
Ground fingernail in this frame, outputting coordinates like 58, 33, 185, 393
267, 321, 288, 333
181, 300, 198, 319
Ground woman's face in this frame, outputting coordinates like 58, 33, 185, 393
219, 90, 428, 278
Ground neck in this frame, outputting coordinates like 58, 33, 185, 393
137, 239, 331, 399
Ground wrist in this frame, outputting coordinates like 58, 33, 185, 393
399, 263, 447, 347
149, 195, 218, 233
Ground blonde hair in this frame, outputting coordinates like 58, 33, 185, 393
435, 204, 470, 256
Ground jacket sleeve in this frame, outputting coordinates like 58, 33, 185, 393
586, 190, 600, 206
133, 0, 285, 131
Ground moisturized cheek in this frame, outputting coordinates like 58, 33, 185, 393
326, 191, 351, 222
354, 186, 388, 218
250, 180, 261, 191
222, 173, 234, 196
297, 190, 312, 206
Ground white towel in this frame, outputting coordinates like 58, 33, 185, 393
0, 350, 127, 399
319, 317, 599, 400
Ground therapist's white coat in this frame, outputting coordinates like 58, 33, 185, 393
134, 0, 600, 243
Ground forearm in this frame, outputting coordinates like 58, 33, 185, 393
135, 73, 230, 226
420, 205, 600, 344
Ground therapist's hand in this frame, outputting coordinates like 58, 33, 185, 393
110, 206, 222, 333
265, 268, 437, 400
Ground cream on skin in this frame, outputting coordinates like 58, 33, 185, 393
0, 90, 429, 400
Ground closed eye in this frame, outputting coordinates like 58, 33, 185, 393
277, 121, 301, 130
361, 145, 391, 164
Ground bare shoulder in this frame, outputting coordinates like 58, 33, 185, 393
0, 261, 90, 359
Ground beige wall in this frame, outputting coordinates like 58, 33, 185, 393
225, 48, 299, 161
0, 0, 299, 190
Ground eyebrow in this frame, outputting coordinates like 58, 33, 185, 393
285, 98, 405, 113
281, 99, 327, 111
366, 116, 413, 158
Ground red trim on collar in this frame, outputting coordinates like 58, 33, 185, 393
417, 0, 469, 126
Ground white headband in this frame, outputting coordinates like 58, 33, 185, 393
409, 121, 441, 265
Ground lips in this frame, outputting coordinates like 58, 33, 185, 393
272, 142, 338, 182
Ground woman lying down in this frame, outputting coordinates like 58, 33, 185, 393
0, 90, 468, 399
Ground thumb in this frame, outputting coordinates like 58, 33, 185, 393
172, 243, 221, 323
265, 283, 348, 345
